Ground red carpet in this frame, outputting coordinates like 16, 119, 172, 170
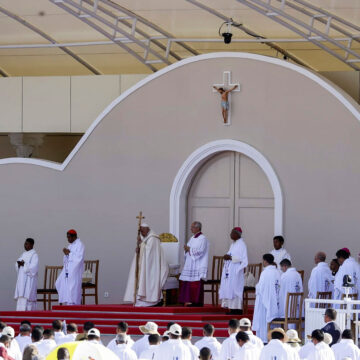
0, 304, 253, 338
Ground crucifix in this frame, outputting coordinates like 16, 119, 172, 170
212, 71, 240, 125
134, 211, 145, 304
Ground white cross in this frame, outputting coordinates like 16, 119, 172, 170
212, 71, 240, 125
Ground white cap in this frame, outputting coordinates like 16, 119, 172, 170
140, 223, 150, 228
169, 324, 182, 336
2, 326, 15, 338
87, 328, 101, 337
139, 322, 159, 335
323, 333, 333, 345
239, 318, 251, 327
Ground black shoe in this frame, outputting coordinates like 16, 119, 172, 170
226, 309, 243, 315
152, 300, 164, 307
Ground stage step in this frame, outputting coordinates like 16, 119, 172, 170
0, 305, 253, 338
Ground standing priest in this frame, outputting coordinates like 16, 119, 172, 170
124, 223, 169, 306
14, 238, 39, 311
219, 227, 248, 314
55, 229, 85, 305
179, 221, 209, 306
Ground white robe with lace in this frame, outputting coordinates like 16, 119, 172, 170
55, 238, 85, 305
124, 230, 169, 306
252, 265, 281, 343
219, 238, 248, 310
308, 262, 334, 299
14, 249, 39, 311
271, 248, 291, 268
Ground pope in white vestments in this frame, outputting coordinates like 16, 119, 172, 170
55, 229, 85, 305
124, 223, 169, 306
278, 260, 303, 318
219, 227, 248, 312
271, 236, 291, 269
253, 254, 281, 343
179, 221, 209, 306
308, 252, 333, 299
14, 238, 39, 311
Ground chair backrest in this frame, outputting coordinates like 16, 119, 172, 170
297, 270, 304, 283
246, 263, 262, 282
315, 291, 332, 308
43, 265, 63, 289
285, 292, 304, 319
211, 256, 224, 281
84, 260, 99, 284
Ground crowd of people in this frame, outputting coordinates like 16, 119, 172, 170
0, 315, 359, 360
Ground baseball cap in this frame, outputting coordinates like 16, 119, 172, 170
239, 318, 251, 327
2, 326, 15, 338
87, 328, 100, 337
169, 324, 182, 336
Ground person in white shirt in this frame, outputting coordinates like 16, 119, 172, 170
271, 236, 291, 269
52, 320, 65, 344
286, 330, 301, 352
31, 327, 44, 355
279, 259, 303, 319
308, 252, 333, 300
195, 324, 222, 360
199, 347, 212, 360
182, 327, 199, 360
14, 238, 39, 311
2, 327, 21, 360
179, 221, 209, 306
36, 329, 57, 358
87, 328, 101, 344
219, 227, 248, 314
219, 319, 240, 360
140, 334, 161, 360
239, 318, 263, 350
234, 331, 260, 360
259, 328, 293, 360
252, 254, 281, 343
332, 329, 360, 360
107, 322, 134, 355
112, 333, 137, 360
132, 322, 159, 357
57, 323, 78, 344
307, 329, 335, 360
154, 324, 191, 360
15, 323, 32, 354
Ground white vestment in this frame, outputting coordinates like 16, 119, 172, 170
132, 335, 150, 357
55, 238, 85, 305
333, 258, 358, 300
332, 339, 360, 360
179, 233, 209, 282
139, 344, 160, 360
244, 331, 264, 350
154, 339, 191, 360
108, 336, 135, 355
124, 230, 169, 306
219, 239, 248, 310
285, 344, 300, 360
182, 340, 199, 360
194, 337, 222, 360
15, 334, 32, 353
54, 331, 66, 344
113, 343, 138, 360
307, 341, 335, 360
253, 265, 281, 343
8, 339, 22, 360
36, 339, 57, 357
270, 248, 291, 268
279, 268, 303, 318
308, 262, 334, 299
57, 333, 77, 344
219, 333, 239, 360
299, 342, 315, 359
260, 339, 293, 360
14, 249, 39, 311
234, 342, 260, 360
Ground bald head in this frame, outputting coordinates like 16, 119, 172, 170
315, 252, 326, 264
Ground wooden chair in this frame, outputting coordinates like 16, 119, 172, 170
243, 263, 262, 314
204, 256, 224, 306
297, 270, 304, 283
315, 291, 332, 308
269, 292, 305, 339
82, 260, 99, 305
37, 265, 63, 310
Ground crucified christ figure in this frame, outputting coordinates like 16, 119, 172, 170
213, 85, 238, 123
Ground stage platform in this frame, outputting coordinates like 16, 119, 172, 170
0, 304, 252, 339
